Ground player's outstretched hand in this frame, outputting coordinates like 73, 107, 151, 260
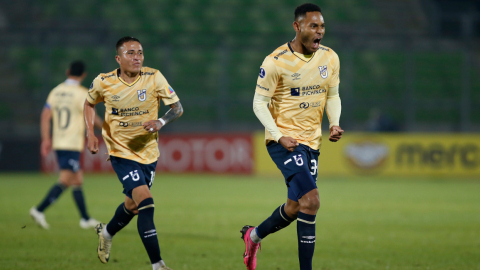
143, 120, 163, 133
40, 139, 52, 157
279, 136, 299, 152
87, 135, 99, 154
329, 126, 344, 142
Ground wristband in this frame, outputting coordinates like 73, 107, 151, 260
158, 118, 166, 126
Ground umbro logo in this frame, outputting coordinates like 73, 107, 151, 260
291, 73, 301, 80
112, 95, 120, 102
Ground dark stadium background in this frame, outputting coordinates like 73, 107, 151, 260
0, 1, 478, 141
0, 1, 479, 270
1, 1, 479, 172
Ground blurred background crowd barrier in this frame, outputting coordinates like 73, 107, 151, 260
0, 0, 478, 175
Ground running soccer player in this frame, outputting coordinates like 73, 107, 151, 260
84, 36, 183, 270
241, 4, 343, 270
30, 61, 102, 230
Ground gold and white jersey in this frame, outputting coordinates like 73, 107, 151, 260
46, 79, 88, 152
86, 67, 179, 164
255, 42, 340, 150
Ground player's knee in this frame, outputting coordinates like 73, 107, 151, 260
124, 199, 139, 215
59, 178, 71, 187
284, 201, 300, 217
299, 192, 320, 212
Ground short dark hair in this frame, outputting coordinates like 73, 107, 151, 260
295, 3, 322, 21
69, 61, 85, 76
116, 36, 141, 53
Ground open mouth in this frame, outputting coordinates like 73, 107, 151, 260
313, 38, 321, 49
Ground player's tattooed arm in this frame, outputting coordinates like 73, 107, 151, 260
144, 101, 184, 133
162, 101, 184, 125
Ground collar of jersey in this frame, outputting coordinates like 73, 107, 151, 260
117, 68, 141, 87
287, 42, 316, 63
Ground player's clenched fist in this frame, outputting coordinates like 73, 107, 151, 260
329, 126, 344, 142
143, 120, 163, 133
279, 136, 299, 152
87, 135, 99, 154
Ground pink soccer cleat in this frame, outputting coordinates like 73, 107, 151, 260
240, 225, 261, 270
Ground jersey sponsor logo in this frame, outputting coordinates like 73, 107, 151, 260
119, 121, 143, 127
112, 107, 150, 117
291, 87, 300, 96
299, 101, 322, 109
256, 84, 269, 91
291, 85, 326, 96
137, 89, 147, 101
302, 88, 326, 96
319, 65, 328, 79
101, 73, 115, 81
274, 49, 288, 60
140, 71, 155, 76
111, 95, 120, 102
291, 73, 301, 80
299, 102, 310, 109
259, 67, 266, 78
168, 86, 175, 94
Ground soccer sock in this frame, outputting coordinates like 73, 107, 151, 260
72, 186, 90, 220
105, 202, 135, 237
256, 203, 296, 240
137, 198, 162, 264
36, 183, 67, 212
297, 212, 316, 270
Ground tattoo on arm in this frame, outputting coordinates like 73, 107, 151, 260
162, 101, 183, 124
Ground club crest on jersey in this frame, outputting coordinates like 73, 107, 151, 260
137, 89, 146, 101
259, 68, 266, 78
318, 65, 328, 79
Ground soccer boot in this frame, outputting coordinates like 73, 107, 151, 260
29, 207, 50, 229
80, 218, 100, 229
95, 223, 112, 263
240, 225, 261, 270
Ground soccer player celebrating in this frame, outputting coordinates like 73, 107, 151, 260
30, 61, 102, 230
84, 37, 183, 270
241, 3, 343, 270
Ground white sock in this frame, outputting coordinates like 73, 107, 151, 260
152, 260, 166, 270
102, 225, 113, 240
250, 227, 262, 244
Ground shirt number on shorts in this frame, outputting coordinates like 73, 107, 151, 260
310, 159, 318, 175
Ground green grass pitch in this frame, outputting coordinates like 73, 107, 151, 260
0, 173, 479, 270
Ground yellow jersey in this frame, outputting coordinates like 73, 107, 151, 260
86, 67, 179, 164
46, 79, 88, 152
255, 42, 340, 150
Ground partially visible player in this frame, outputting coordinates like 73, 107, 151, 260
30, 61, 103, 229
241, 3, 343, 270
84, 36, 183, 270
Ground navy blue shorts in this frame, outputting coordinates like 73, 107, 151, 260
267, 142, 320, 201
110, 156, 157, 199
56, 150, 81, 172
